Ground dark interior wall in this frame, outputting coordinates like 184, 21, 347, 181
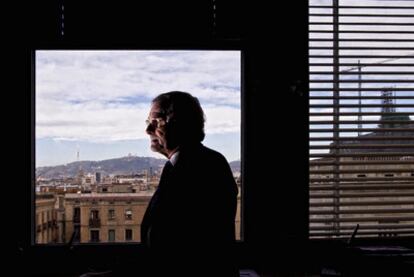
241, 2, 309, 272
15, 1, 309, 275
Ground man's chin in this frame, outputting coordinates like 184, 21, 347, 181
150, 145, 160, 152
150, 144, 165, 155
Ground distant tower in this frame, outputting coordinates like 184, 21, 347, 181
382, 89, 396, 114
76, 145, 81, 172
76, 145, 84, 184
95, 172, 101, 184
379, 88, 396, 129
379, 88, 411, 130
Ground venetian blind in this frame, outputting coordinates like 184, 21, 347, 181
309, 0, 414, 239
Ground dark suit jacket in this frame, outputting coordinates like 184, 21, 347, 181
140, 143, 239, 276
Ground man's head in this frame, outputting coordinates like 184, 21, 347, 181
145, 91, 205, 158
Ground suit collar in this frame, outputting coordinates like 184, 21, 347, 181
169, 151, 180, 166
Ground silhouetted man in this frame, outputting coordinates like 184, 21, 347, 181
141, 91, 239, 276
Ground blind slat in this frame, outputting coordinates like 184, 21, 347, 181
310, 200, 414, 207
310, 184, 414, 190
310, 208, 414, 215
310, 5, 414, 9
310, 216, 414, 223
310, 22, 414, 26
310, 224, 414, 231
310, 112, 414, 116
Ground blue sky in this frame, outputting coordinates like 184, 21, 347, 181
36, 50, 241, 167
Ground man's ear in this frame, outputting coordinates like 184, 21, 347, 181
169, 120, 187, 145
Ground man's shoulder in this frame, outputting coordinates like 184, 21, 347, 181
179, 144, 229, 168
199, 145, 228, 164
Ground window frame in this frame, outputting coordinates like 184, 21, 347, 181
31, 46, 245, 246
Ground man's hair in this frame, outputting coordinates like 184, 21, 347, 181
152, 91, 206, 143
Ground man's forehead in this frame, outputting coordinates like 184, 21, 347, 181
150, 111, 164, 117
149, 104, 165, 117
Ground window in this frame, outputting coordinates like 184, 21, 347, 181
125, 229, 133, 241
310, 0, 414, 239
89, 210, 100, 228
72, 226, 80, 243
124, 209, 132, 220
90, 230, 100, 242
108, 209, 115, 220
90, 210, 99, 220
34, 50, 242, 244
108, 230, 115, 242
73, 207, 80, 223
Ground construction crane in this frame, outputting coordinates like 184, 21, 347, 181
340, 54, 414, 136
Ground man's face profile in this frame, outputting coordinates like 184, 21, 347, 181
146, 102, 169, 157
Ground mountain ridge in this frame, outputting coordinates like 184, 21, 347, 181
36, 156, 241, 179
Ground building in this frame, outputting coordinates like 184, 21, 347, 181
36, 167, 242, 243
36, 193, 60, 243
97, 183, 134, 193
63, 191, 242, 243
64, 192, 153, 243
95, 172, 101, 183
310, 112, 414, 238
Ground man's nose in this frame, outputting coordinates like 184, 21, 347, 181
146, 123, 154, 134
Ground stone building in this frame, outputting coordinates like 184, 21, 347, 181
36, 193, 60, 243
310, 115, 414, 238
64, 192, 152, 243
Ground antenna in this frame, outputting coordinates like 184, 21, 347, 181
77, 144, 82, 171
76, 144, 84, 185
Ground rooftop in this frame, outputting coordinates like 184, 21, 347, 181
64, 192, 154, 201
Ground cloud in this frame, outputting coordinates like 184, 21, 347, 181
204, 105, 241, 134
36, 51, 241, 142
36, 99, 147, 142
36, 50, 240, 104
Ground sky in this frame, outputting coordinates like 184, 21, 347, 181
36, 50, 241, 167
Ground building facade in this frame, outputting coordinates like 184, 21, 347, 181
310, 119, 414, 238
64, 192, 152, 243
36, 174, 242, 243
36, 194, 60, 243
